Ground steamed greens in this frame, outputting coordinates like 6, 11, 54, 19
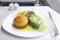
25, 11, 42, 29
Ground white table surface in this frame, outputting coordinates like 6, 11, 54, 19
0, 6, 60, 40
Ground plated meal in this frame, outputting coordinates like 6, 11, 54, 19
2, 8, 50, 37
13, 10, 47, 32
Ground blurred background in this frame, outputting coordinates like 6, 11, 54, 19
0, 0, 60, 13
0, 0, 50, 6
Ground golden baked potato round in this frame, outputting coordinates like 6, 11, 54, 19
13, 15, 28, 29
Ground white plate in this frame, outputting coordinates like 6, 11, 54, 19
2, 7, 52, 38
